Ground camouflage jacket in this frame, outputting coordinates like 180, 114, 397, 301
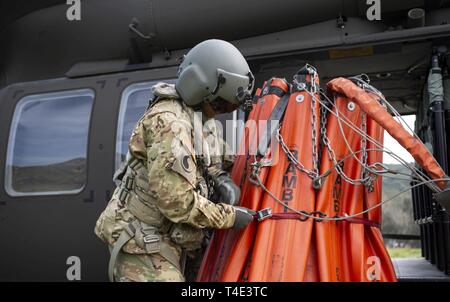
95, 83, 236, 254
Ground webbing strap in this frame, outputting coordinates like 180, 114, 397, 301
344, 216, 381, 229
108, 220, 139, 281
257, 211, 381, 228
257, 93, 291, 157
261, 85, 286, 98
159, 242, 182, 272
129, 157, 144, 171
293, 65, 312, 92
108, 220, 181, 282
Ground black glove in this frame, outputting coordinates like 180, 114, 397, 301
214, 175, 241, 206
232, 207, 256, 229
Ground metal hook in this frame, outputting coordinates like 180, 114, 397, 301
129, 18, 154, 40
369, 162, 390, 174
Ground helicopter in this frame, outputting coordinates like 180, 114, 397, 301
1, 0, 450, 281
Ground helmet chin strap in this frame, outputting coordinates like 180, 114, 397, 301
201, 102, 217, 119
238, 72, 256, 112
209, 96, 239, 114
236, 87, 254, 112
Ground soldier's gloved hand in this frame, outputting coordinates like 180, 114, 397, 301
215, 175, 241, 206
232, 206, 256, 229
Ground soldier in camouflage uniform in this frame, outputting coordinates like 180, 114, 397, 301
95, 39, 256, 282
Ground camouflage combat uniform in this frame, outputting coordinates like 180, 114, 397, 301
95, 83, 236, 282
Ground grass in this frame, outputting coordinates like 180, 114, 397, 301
387, 248, 422, 258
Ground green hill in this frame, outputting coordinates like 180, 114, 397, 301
11, 157, 86, 193
381, 164, 420, 236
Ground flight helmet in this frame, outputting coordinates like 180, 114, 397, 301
175, 39, 254, 112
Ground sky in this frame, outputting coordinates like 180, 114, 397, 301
382, 115, 415, 164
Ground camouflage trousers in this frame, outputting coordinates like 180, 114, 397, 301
111, 249, 185, 282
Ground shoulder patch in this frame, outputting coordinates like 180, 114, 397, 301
172, 154, 196, 187
170, 146, 197, 187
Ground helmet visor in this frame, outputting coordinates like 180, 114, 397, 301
213, 69, 255, 111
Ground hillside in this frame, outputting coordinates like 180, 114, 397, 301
381, 163, 419, 236
11, 157, 86, 193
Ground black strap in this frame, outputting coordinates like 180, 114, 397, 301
292, 66, 312, 92
257, 93, 290, 157
261, 85, 286, 98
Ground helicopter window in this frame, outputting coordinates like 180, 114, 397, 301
5, 89, 94, 196
115, 80, 175, 169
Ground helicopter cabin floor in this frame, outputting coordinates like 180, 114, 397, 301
393, 258, 450, 282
